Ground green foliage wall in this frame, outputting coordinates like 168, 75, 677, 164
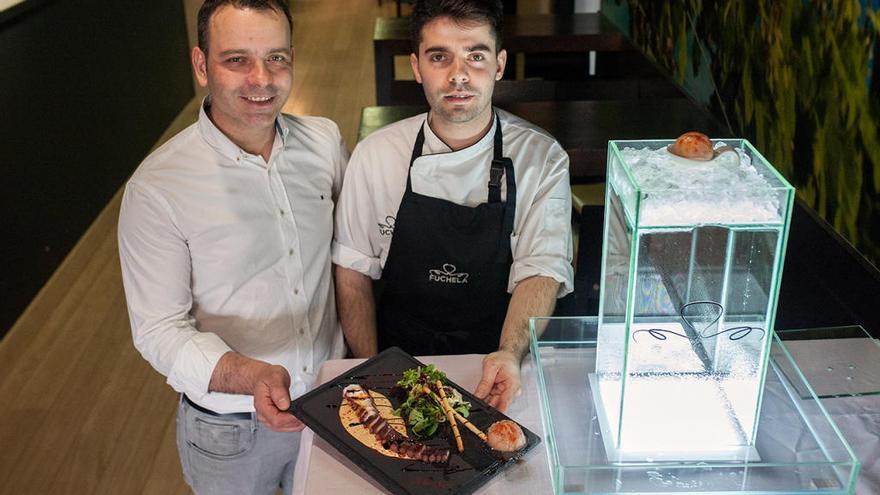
605, 0, 880, 267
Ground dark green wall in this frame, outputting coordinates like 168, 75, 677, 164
0, 2, 194, 337
603, 0, 880, 270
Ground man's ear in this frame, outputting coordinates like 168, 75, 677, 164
495, 48, 507, 81
192, 46, 208, 87
410, 53, 423, 84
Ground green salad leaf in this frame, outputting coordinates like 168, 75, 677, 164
393, 364, 471, 438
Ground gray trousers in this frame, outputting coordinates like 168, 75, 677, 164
176, 395, 301, 495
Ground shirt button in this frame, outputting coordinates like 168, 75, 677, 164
294, 289, 299, 295
299, 328, 305, 335
302, 366, 308, 372
288, 249, 294, 256
280, 209, 285, 216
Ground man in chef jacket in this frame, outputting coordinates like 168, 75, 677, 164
333, 0, 573, 412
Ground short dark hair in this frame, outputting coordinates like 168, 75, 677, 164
410, 0, 504, 53
197, 0, 293, 52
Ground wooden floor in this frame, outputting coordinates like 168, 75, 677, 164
0, 1, 398, 493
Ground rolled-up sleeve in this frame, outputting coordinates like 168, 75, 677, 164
509, 144, 575, 297
118, 182, 232, 400
332, 146, 384, 279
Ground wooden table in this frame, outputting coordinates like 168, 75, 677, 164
358, 98, 728, 182
373, 13, 632, 105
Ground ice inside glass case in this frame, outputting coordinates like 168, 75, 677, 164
594, 139, 795, 461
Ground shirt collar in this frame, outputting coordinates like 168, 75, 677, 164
197, 97, 289, 162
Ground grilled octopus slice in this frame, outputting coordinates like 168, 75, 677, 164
343, 384, 450, 464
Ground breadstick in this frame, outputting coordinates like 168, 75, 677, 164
434, 381, 464, 452
451, 409, 487, 442
423, 383, 463, 452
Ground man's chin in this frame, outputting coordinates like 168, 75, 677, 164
243, 108, 282, 124
434, 107, 483, 125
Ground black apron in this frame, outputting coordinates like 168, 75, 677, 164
377, 115, 516, 356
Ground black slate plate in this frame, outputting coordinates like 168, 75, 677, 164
290, 347, 540, 495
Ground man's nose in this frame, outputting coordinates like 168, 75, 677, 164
448, 58, 469, 85
248, 61, 270, 86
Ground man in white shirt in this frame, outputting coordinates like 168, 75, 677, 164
117, 1, 347, 493
333, 0, 573, 413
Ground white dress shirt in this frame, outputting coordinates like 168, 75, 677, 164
119, 102, 348, 413
333, 108, 574, 296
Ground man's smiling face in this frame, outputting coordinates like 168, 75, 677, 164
193, 5, 293, 143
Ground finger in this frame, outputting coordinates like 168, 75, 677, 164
474, 376, 495, 399
274, 416, 303, 432
495, 391, 513, 413
254, 393, 274, 422
270, 385, 291, 412
474, 362, 499, 399
264, 410, 304, 432
269, 421, 301, 432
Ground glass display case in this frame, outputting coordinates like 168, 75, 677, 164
530, 317, 859, 494
595, 139, 795, 461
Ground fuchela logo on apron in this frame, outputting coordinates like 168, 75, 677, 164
428, 264, 469, 284
377, 215, 395, 236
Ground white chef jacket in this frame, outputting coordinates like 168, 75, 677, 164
333, 108, 574, 296
118, 101, 348, 414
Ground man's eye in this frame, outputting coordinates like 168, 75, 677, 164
227, 56, 244, 63
430, 54, 446, 62
471, 53, 485, 62
269, 55, 288, 63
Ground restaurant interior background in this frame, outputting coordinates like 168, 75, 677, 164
0, 0, 878, 341
604, 0, 880, 268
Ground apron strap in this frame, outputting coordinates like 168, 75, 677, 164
491, 113, 516, 240
405, 124, 427, 195
488, 114, 504, 203
501, 155, 516, 238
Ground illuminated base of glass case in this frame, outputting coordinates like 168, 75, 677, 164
588, 373, 762, 462
531, 317, 859, 495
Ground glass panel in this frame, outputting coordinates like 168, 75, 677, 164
531, 317, 859, 494
776, 326, 880, 398
595, 149, 633, 448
